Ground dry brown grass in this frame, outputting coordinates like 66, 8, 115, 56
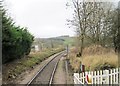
81, 53, 118, 70
69, 45, 118, 72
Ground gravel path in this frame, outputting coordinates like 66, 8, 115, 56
53, 56, 67, 84
53, 56, 74, 85
66, 59, 74, 84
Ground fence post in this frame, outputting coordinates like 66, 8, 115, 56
105, 70, 109, 84
97, 70, 100, 84
113, 69, 116, 84
110, 69, 112, 84
116, 68, 118, 84
100, 70, 102, 84
91, 71, 93, 84
94, 71, 96, 84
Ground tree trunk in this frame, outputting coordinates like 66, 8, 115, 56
80, 35, 84, 57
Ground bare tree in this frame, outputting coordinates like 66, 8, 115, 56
67, 0, 116, 56
67, 0, 95, 56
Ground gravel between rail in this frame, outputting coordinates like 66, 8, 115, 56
28, 51, 65, 85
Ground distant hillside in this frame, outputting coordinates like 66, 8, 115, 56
33, 35, 75, 50
54, 35, 75, 46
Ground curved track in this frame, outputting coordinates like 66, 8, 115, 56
27, 51, 65, 86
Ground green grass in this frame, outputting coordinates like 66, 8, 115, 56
63, 37, 75, 46
34, 36, 75, 49
5, 48, 64, 80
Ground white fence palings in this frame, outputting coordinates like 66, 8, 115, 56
74, 73, 84, 84
74, 68, 120, 85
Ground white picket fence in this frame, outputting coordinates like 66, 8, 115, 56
74, 68, 120, 84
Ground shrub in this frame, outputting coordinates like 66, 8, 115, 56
2, 8, 34, 63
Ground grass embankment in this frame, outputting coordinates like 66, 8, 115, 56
68, 45, 118, 72
3, 48, 64, 82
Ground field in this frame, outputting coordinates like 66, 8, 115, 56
33, 35, 75, 49
68, 45, 118, 72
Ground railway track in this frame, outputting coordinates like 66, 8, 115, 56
27, 51, 66, 86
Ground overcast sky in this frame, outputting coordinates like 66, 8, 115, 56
4, 0, 120, 38
4, 0, 75, 38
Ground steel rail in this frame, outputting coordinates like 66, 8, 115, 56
26, 51, 65, 86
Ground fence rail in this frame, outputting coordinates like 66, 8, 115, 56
74, 68, 120, 84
